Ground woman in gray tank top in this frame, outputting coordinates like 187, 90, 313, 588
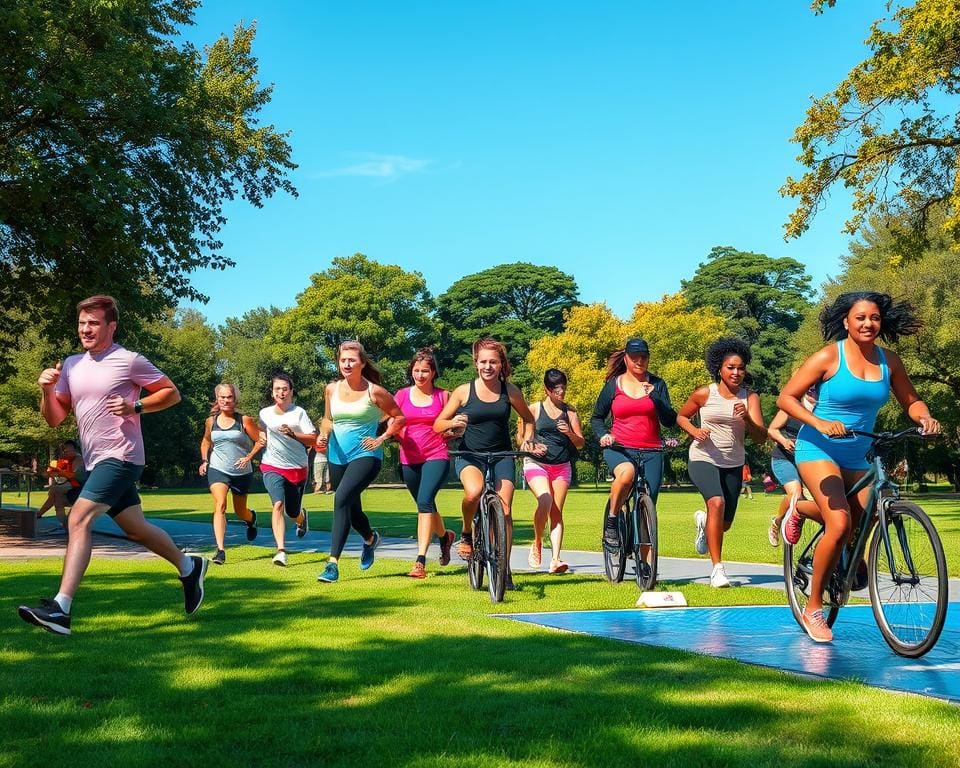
676, 338, 766, 588
199, 383, 262, 565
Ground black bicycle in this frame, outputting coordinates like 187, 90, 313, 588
450, 450, 534, 603
784, 427, 948, 657
601, 443, 661, 590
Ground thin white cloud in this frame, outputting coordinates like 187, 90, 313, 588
315, 153, 432, 180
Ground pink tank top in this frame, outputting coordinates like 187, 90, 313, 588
395, 387, 449, 465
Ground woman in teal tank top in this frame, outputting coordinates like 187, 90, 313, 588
777, 292, 940, 644
315, 341, 405, 584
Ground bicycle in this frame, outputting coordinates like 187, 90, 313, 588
600, 442, 662, 591
449, 450, 535, 603
783, 426, 948, 658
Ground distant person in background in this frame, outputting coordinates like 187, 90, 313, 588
521, 368, 585, 575
19, 294, 205, 636
258, 372, 317, 567
36, 440, 85, 529
199, 383, 260, 565
393, 348, 456, 579
312, 448, 332, 494
316, 341, 405, 584
740, 464, 753, 500
676, 337, 766, 589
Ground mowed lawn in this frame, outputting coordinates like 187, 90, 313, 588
113, 484, 960, 575
2, 549, 960, 768
4, 484, 960, 766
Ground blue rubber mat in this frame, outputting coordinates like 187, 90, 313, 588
501, 604, 960, 702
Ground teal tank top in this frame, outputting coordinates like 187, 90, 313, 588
328, 381, 383, 464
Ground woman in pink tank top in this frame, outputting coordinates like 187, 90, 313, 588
676, 338, 766, 588
394, 348, 457, 579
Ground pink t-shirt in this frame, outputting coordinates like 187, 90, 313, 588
55, 344, 166, 469
395, 387, 448, 465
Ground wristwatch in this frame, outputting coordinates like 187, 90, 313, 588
134, 400, 143, 414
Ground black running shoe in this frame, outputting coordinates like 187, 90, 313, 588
212, 549, 226, 565
18, 598, 71, 635
603, 517, 620, 552
296, 508, 309, 538
245, 510, 258, 542
179, 555, 209, 615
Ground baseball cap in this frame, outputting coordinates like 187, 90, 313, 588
625, 338, 650, 356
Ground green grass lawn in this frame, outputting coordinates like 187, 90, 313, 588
2, 549, 959, 767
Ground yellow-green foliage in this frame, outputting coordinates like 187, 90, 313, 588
782, 0, 960, 244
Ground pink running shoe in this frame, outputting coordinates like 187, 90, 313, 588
801, 609, 833, 642
781, 495, 803, 546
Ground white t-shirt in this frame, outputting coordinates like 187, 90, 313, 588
258, 405, 316, 469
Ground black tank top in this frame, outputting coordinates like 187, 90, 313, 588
771, 415, 803, 461
535, 401, 575, 465
460, 380, 511, 452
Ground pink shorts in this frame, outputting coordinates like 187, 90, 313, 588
522, 459, 572, 485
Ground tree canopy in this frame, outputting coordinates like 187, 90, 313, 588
681, 246, 814, 393
436, 263, 580, 388
782, 0, 960, 243
269, 254, 437, 391
0, 0, 296, 373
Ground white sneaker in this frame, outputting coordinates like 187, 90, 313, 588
273, 550, 287, 567
710, 562, 731, 588
693, 510, 707, 555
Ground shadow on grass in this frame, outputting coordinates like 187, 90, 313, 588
1, 560, 956, 768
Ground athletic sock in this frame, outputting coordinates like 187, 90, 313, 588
54, 593, 72, 614
178, 556, 195, 577
416, 555, 426, 565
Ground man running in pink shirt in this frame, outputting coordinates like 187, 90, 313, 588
18, 295, 208, 635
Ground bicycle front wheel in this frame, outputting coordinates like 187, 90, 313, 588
869, 501, 948, 658
483, 494, 508, 603
602, 498, 628, 583
783, 522, 841, 629
634, 493, 658, 591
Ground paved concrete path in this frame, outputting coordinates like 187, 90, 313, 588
7, 515, 959, 599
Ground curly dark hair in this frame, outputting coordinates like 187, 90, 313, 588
819, 291, 921, 343
705, 337, 752, 382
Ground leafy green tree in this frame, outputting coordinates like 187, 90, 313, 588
268, 254, 437, 392
681, 246, 814, 394
783, 0, 960, 243
435, 263, 580, 389
218, 307, 326, 418
0, 0, 296, 374
138, 310, 219, 485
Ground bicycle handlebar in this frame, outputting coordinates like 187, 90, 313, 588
831, 426, 934, 443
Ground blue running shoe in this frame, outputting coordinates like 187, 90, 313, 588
318, 561, 339, 583
360, 531, 380, 570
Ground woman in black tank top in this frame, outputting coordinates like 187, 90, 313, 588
433, 337, 541, 590
519, 369, 585, 574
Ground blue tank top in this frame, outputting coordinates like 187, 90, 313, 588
209, 413, 254, 476
796, 341, 890, 453
328, 381, 383, 464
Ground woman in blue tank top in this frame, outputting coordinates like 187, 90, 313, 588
777, 292, 940, 644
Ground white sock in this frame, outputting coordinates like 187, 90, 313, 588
54, 593, 72, 614
178, 556, 195, 577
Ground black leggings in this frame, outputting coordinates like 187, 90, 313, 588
329, 458, 381, 558
401, 459, 450, 513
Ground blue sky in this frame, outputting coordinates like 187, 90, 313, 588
181, 1, 882, 327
